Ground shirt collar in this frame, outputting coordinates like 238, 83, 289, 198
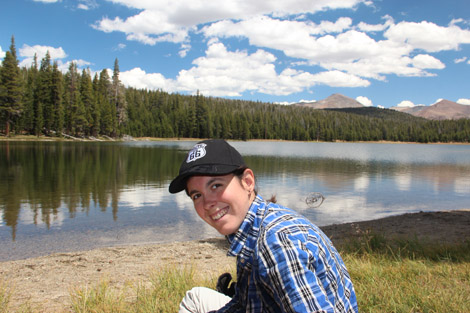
226, 195, 265, 258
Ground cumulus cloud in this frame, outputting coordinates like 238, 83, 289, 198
119, 40, 368, 97
202, 15, 459, 80
356, 96, 373, 106
17, 44, 91, 73
86, 0, 470, 97
384, 20, 470, 52
92, 0, 366, 54
397, 100, 415, 108
457, 98, 470, 105
121, 68, 175, 91
0, 46, 5, 59
19, 44, 67, 67
412, 54, 445, 70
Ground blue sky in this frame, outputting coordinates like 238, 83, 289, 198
1, 0, 470, 109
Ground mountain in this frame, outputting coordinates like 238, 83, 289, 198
294, 93, 364, 109
391, 100, 470, 120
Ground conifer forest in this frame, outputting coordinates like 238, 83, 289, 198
1, 37, 469, 143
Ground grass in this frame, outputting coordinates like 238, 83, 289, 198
1, 235, 469, 313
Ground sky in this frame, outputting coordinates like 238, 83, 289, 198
1, 0, 470, 109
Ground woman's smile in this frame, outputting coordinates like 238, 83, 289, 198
186, 169, 255, 236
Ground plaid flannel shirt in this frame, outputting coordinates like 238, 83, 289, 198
216, 195, 358, 313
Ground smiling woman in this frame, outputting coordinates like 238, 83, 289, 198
169, 139, 359, 313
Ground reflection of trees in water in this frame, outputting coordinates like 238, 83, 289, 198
246, 154, 469, 192
0, 142, 183, 239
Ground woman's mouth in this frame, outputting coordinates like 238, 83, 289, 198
211, 207, 229, 221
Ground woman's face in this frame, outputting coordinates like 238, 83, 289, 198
186, 169, 255, 236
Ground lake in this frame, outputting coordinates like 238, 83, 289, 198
1, 140, 469, 261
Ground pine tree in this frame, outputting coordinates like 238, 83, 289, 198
51, 62, 64, 135
80, 69, 95, 136
0, 36, 23, 136
64, 62, 85, 136
20, 56, 38, 134
112, 58, 127, 135
97, 69, 114, 136
37, 51, 53, 135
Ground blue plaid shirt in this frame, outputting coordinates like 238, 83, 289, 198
217, 195, 358, 313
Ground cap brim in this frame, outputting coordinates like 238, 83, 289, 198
168, 164, 240, 194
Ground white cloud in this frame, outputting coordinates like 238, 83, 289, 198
92, 0, 366, 49
88, 0, 470, 97
78, 0, 98, 10
19, 44, 67, 67
454, 56, 468, 64
203, 16, 454, 80
17, 44, 93, 73
356, 96, 373, 106
412, 54, 445, 70
57, 59, 92, 72
457, 98, 470, 105
112, 43, 127, 51
120, 67, 175, 91
299, 99, 317, 104
0, 46, 5, 59
119, 41, 368, 97
384, 20, 470, 52
432, 98, 443, 105
397, 100, 415, 108
356, 15, 394, 32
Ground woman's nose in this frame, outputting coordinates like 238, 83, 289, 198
202, 193, 217, 210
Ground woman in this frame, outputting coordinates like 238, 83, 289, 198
169, 139, 358, 313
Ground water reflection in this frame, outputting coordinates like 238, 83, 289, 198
1, 141, 469, 260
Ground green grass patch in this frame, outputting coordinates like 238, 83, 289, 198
69, 265, 219, 313
0, 279, 12, 313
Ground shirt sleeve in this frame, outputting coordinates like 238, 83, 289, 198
257, 230, 337, 313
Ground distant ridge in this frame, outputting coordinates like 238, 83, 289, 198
294, 94, 470, 120
294, 93, 364, 109
391, 99, 470, 120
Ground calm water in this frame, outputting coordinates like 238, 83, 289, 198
1, 140, 469, 261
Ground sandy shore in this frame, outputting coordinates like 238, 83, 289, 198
1, 209, 470, 312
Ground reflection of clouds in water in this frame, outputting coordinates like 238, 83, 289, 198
301, 194, 370, 226
454, 177, 470, 194
119, 186, 164, 209
174, 191, 194, 212
354, 175, 370, 192
394, 172, 412, 191
16, 203, 66, 227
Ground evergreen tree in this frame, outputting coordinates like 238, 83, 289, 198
112, 58, 127, 135
80, 68, 95, 136
37, 51, 53, 135
0, 36, 22, 136
64, 62, 86, 136
51, 62, 64, 135
97, 69, 114, 136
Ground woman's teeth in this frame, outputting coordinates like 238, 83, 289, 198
212, 207, 229, 221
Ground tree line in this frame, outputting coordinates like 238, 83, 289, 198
1, 36, 469, 143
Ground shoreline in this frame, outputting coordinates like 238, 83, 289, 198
0, 134, 468, 145
1, 209, 469, 311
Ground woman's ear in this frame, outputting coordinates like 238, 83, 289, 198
241, 168, 255, 192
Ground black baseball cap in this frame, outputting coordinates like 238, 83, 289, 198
169, 139, 246, 194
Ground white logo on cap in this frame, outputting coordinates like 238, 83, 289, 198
186, 143, 207, 163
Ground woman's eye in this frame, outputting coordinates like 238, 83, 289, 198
191, 194, 201, 201
211, 183, 222, 190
